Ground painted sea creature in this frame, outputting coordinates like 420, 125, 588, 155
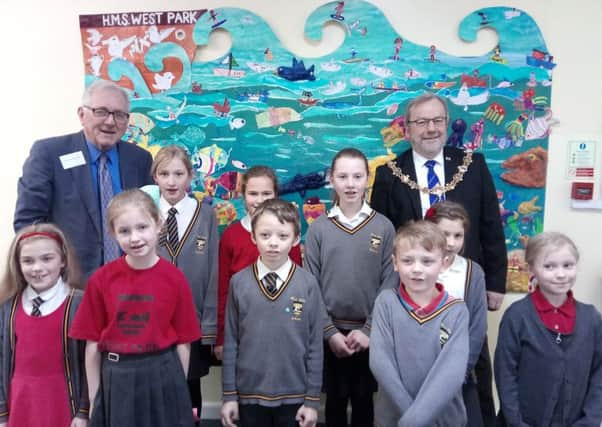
276, 57, 316, 81
517, 196, 543, 215
231, 160, 247, 170
446, 119, 467, 148
255, 107, 302, 128
501, 146, 548, 188
192, 144, 231, 176
525, 109, 557, 141
229, 117, 246, 130
303, 197, 326, 225
484, 102, 506, 125
280, 170, 328, 197
380, 115, 406, 147
464, 118, 485, 151
506, 113, 529, 144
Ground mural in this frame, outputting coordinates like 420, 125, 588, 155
79, 1, 555, 292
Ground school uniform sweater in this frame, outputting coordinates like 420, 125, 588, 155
217, 220, 303, 345
158, 199, 218, 344
0, 289, 89, 422
370, 288, 469, 427
222, 263, 324, 409
304, 211, 398, 338
494, 295, 602, 427
439, 256, 487, 374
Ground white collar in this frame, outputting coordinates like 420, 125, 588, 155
327, 201, 372, 219
23, 276, 64, 302
412, 149, 445, 168
256, 257, 293, 282
159, 195, 195, 215
240, 214, 252, 232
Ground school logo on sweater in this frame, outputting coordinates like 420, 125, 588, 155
369, 233, 383, 253
439, 323, 451, 348
287, 296, 305, 321
195, 236, 207, 253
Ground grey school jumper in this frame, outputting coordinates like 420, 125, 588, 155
222, 263, 324, 409
157, 199, 218, 344
304, 211, 397, 338
370, 288, 469, 427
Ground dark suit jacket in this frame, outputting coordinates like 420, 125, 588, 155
371, 146, 508, 294
14, 131, 153, 280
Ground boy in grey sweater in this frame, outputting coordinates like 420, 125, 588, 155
221, 199, 323, 427
370, 221, 469, 427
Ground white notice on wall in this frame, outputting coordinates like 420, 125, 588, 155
567, 140, 597, 179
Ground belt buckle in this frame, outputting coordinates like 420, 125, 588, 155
107, 352, 120, 362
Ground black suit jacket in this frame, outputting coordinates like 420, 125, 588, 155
14, 131, 153, 280
371, 146, 508, 294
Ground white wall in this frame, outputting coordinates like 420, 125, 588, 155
2, 0, 601, 417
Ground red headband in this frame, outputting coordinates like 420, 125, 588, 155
18, 231, 63, 246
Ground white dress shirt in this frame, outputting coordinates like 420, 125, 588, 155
159, 195, 197, 238
327, 201, 373, 229
256, 258, 293, 291
22, 277, 70, 316
240, 214, 252, 232
412, 150, 446, 217
438, 255, 468, 300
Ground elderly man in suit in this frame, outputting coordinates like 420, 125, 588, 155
371, 92, 507, 427
14, 80, 153, 280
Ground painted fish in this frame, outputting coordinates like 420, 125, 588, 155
192, 144, 231, 176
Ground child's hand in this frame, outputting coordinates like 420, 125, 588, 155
70, 417, 88, 427
346, 330, 369, 352
214, 345, 224, 360
328, 332, 354, 358
486, 291, 504, 311
295, 405, 317, 427
221, 401, 239, 427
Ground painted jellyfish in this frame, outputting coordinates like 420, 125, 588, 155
484, 102, 505, 125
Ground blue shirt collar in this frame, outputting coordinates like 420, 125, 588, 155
86, 140, 119, 165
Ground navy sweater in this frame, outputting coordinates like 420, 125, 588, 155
494, 295, 602, 427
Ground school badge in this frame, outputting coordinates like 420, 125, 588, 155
195, 236, 207, 253
439, 323, 451, 348
289, 297, 305, 321
369, 233, 383, 253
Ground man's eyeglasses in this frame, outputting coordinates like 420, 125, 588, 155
406, 116, 448, 128
82, 106, 130, 124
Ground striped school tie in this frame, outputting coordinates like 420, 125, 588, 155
166, 207, 180, 252
99, 153, 120, 263
425, 160, 443, 206
263, 272, 279, 296
31, 296, 44, 317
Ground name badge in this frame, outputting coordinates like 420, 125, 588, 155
59, 151, 86, 170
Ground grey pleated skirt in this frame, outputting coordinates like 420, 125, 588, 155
90, 347, 195, 427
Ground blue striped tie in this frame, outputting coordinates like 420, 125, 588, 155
99, 154, 120, 263
425, 160, 443, 206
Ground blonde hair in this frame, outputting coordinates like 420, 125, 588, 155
0, 223, 82, 302
394, 220, 446, 256
525, 231, 579, 266
251, 198, 301, 238
107, 189, 161, 234
151, 145, 194, 178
